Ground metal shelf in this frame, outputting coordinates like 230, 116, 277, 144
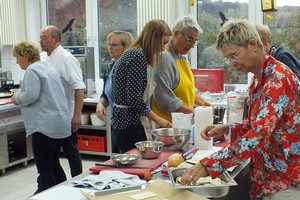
79, 102, 113, 157
80, 124, 106, 130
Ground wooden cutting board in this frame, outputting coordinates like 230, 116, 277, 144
89, 149, 179, 176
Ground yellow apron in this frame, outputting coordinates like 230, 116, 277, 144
152, 56, 196, 122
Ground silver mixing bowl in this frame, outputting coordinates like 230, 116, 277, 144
111, 154, 139, 166
151, 128, 191, 150
135, 141, 164, 159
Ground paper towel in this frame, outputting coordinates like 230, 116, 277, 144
194, 106, 213, 150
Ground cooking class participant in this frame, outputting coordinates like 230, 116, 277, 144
152, 15, 211, 122
96, 30, 134, 153
11, 40, 71, 194
256, 24, 300, 80
40, 25, 86, 177
180, 18, 300, 200
111, 19, 173, 153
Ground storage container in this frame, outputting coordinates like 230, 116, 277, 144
77, 134, 107, 152
81, 113, 90, 125
90, 113, 105, 126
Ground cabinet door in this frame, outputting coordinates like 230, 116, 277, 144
0, 0, 26, 45
0, 133, 9, 170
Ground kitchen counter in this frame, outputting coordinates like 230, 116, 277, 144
0, 101, 31, 174
29, 152, 251, 200
0, 102, 19, 112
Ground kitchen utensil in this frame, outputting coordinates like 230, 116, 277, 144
111, 154, 139, 166
151, 128, 190, 150
0, 93, 13, 98
95, 163, 147, 169
135, 141, 164, 159
168, 167, 237, 198
89, 149, 180, 176
93, 185, 144, 196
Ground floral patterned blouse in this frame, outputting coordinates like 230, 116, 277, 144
201, 55, 300, 199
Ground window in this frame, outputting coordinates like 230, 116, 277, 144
48, 0, 87, 46
197, 0, 300, 85
263, 1, 300, 58
98, 0, 137, 78
197, 0, 249, 84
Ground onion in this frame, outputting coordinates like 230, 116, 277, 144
167, 153, 185, 167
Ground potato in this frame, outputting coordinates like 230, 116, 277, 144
175, 176, 222, 185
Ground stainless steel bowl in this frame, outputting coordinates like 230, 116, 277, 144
111, 154, 139, 166
168, 167, 237, 198
151, 128, 191, 150
135, 141, 164, 159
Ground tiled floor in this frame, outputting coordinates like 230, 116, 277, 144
0, 154, 108, 200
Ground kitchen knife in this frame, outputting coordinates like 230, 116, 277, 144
95, 163, 150, 169
93, 185, 145, 196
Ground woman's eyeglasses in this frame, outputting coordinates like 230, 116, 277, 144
106, 43, 122, 49
181, 32, 200, 46
223, 46, 244, 64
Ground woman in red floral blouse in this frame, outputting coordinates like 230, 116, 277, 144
181, 18, 300, 200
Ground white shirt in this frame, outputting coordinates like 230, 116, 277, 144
46, 45, 86, 117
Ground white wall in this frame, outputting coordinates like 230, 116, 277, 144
0, 0, 44, 84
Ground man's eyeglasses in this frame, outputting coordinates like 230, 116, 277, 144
106, 43, 122, 48
181, 32, 200, 46
223, 46, 244, 64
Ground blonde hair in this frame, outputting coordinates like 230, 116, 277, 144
255, 24, 271, 43
129, 19, 172, 66
107, 30, 134, 50
13, 40, 41, 62
216, 18, 264, 50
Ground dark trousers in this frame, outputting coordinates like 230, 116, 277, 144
112, 125, 147, 153
62, 131, 82, 177
32, 132, 66, 194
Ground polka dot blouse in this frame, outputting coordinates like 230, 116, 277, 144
111, 48, 151, 130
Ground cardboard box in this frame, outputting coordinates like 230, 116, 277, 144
77, 134, 107, 152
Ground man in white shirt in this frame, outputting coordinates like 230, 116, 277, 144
40, 25, 86, 177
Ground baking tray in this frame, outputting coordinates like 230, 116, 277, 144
168, 167, 237, 198
0, 93, 13, 98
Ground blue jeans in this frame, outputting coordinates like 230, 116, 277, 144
112, 125, 147, 153
32, 132, 66, 194
62, 131, 82, 177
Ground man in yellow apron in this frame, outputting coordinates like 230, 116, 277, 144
152, 15, 210, 122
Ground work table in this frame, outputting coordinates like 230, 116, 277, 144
29, 148, 251, 200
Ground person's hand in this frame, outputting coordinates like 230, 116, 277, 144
180, 162, 208, 185
201, 124, 229, 141
157, 117, 172, 128
11, 93, 17, 105
71, 114, 81, 132
96, 102, 107, 121
201, 101, 212, 106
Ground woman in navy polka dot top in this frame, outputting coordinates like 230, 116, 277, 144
111, 19, 173, 153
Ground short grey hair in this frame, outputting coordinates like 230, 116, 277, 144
216, 18, 263, 50
172, 15, 203, 36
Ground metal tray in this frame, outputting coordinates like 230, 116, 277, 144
168, 167, 237, 198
